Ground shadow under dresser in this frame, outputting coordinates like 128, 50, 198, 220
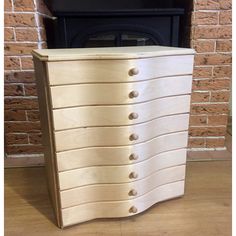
32, 46, 195, 228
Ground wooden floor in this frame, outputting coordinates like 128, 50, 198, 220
4, 161, 231, 236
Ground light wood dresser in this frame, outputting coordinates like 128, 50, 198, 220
32, 46, 195, 228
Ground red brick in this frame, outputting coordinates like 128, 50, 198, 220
194, 12, 218, 25
193, 67, 212, 78
208, 115, 228, 125
192, 79, 230, 90
4, 110, 26, 121
4, 71, 35, 83
4, 28, 14, 41
219, 10, 232, 24
26, 110, 40, 121
211, 91, 230, 102
193, 26, 231, 39
216, 40, 232, 52
4, 57, 20, 70
5, 121, 41, 133
193, 40, 215, 53
36, 0, 51, 15
21, 57, 34, 69
29, 133, 42, 144
188, 138, 205, 148
206, 138, 225, 148
5, 133, 28, 145
189, 126, 227, 137
40, 28, 46, 41
14, 0, 35, 11
4, 13, 36, 27
4, 43, 38, 56
24, 83, 37, 96
15, 28, 38, 41
195, 0, 220, 10
189, 115, 207, 126
5, 0, 12, 11
194, 53, 231, 66
213, 66, 232, 77
191, 104, 228, 115
5, 97, 39, 109
5, 145, 43, 154
219, 0, 232, 10
4, 84, 24, 96
191, 92, 210, 102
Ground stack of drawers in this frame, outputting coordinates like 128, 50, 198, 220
32, 46, 194, 228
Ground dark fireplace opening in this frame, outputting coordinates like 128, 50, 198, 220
43, 0, 193, 49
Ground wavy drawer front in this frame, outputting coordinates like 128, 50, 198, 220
57, 131, 188, 171
60, 165, 186, 208
47, 55, 194, 85
50, 75, 192, 108
54, 114, 189, 152
62, 180, 185, 227
53, 95, 190, 130
58, 149, 186, 190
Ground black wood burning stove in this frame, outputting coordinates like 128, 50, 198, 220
43, 0, 185, 48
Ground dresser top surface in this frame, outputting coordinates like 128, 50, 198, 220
32, 46, 195, 61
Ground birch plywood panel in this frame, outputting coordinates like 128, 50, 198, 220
60, 165, 185, 208
58, 149, 186, 190
47, 55, 194, 85
50, 75, 192, 108
53, 95, 191, 130
57, 131, 188, 171
54, 114, 189, 152
61, 181, 185, 227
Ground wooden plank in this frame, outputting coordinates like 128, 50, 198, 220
53, 95, 191, 130
58, 149, 187, 190
60, 165, 186, 208
50, 75, 192, 108
61, 181, 185, 227
57, 131, 188, 171
47, 55, 194, 85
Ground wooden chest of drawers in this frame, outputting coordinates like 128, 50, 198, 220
32, 46, 194, 228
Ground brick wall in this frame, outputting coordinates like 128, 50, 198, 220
4, 0, 232, 161
4, 0, 50, 158
188, 0, 232, 150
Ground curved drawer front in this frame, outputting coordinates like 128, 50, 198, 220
58, 149, 186, 190
60, 165, 185, 208
47, 55, 194, 85
54, 114, 189, 152
53, 95, 191, 130
50, 75, 192, 108
57, 131, 188, 171
62, 180, 185, 227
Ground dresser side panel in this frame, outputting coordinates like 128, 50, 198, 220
33, 58, 62, 228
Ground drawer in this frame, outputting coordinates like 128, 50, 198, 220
60, 165, 185, 208
54, 114, 189, 152
47, 55, 194, 85
57, 131, 188, 171
50, 75, 192, 108
58, 148, 186, 190
61, 180, 184, 227
53, 95, 191, 130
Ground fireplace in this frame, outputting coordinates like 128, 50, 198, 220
43, 0, 187, 48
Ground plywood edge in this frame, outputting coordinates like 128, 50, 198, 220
32, 57, 63, 228
32, 46, 195, 62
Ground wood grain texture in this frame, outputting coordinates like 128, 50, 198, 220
47, 55, 194, 85
53, 95, 191, 130
32, 45, 195, 61
61, 181, 185, 227
58, 149, 187, 190
60, 165, 186, 208
56, 131, 188, 171
50, 75, 192, 108
54, 114, 189, 151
